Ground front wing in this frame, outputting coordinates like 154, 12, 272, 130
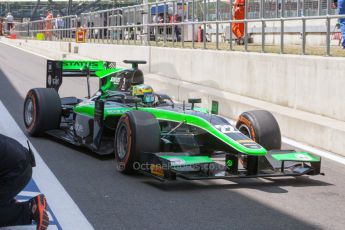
138, 150, 322, 181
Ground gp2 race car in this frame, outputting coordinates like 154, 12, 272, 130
23, 59, 322, 181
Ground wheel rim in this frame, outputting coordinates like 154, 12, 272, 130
24, 98, 34, 127
116, 124, 129, 160
238, 124, 252, 139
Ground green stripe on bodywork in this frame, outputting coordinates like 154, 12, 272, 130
160, 156, 213, 166
74, 104, 267, 156
74, 102, 131, 117
95, 68, 125, 78
271, 152, 320, 162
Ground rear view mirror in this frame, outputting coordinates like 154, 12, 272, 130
188, 98, 202, 110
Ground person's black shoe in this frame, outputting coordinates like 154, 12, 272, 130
30, 194, 49, 230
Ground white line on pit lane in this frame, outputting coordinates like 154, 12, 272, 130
282, 137, 345, 166
0, 39, 51, 60
0, 101, 94, 230
0, 39, 95, 62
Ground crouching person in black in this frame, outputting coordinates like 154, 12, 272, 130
0, 133, 49, 230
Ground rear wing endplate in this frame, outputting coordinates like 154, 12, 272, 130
46, 60, 116, 91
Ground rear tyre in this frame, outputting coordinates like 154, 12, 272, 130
23, 88, 61, 136
114, 110, 160, 174
236, 110, 281, 150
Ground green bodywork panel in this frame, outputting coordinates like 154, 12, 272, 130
62, 60, 106, 71
74, 102, 267, 156
160, 156, 214, 166
97, 68, 125, 92
271, 152, 320, 162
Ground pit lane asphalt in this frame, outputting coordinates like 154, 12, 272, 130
0, 42, 344, 230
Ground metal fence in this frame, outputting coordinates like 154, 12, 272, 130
12, 0, 344, 56
14, 15, 78, 41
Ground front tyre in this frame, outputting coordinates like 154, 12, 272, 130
23, 88, 61, 136
236, 110, 281, 150
236, 110, 281, 173
114, 110, 160, 174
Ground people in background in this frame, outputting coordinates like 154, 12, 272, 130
0, 18, 3, 36
336, 0, 345, 48
0, 134, 49, 230
158, 14, 164, 24
232, 0, 245, 45
55, 14, 64, 39
158, 14, 164, 36
170, 14, 181, 42
55, 14, 64, 29
45, 10, 53, 40
9, 23, 16, 35
152, 13, 158, 37
6, 12, 14, 33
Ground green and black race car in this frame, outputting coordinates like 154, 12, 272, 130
23, 59, 322, 181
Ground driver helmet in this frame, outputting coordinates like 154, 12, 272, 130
132, 84, 155, 104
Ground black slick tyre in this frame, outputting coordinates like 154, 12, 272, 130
114, 110, 160, 174
236, 110, 281, 150
23, 88, 61, 136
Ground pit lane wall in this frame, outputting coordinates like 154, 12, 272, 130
2, 38, 344, 156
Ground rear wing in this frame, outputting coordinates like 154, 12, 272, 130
46, 60, 116, 91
